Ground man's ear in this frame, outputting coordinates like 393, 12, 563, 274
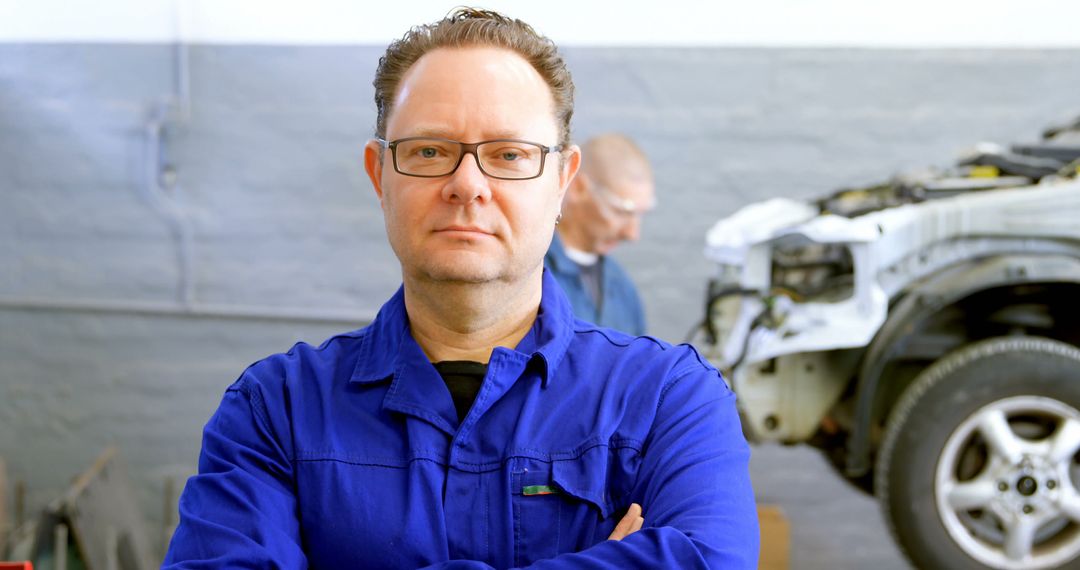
557, 144, 583, 205
364, 139, 386, 202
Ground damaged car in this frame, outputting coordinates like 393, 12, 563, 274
699, 116, 1080, 569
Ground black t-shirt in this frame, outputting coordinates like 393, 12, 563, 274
433, 360, 488, 423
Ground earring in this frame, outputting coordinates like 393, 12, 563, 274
555, 213, 563, 226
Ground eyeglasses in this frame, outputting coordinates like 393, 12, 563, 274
377, 137, 563, 180
592, 185, 655, 218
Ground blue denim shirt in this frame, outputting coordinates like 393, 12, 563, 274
164, 270, 758, 569
545, 235, 646, 336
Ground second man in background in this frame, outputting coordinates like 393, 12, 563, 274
546, 134, 656, 335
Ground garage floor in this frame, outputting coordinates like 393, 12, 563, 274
751, 443, 912, 570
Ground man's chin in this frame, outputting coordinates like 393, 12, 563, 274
417, 263, 502, 285
595, 242, 619, 255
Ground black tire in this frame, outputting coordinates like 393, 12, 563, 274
876, 336, 1080, 570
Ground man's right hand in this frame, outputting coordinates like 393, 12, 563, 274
607, 503, 644, 541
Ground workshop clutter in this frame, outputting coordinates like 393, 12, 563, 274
1, 449, 155, 570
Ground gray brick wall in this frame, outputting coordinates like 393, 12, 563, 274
2, 43, 1079, 558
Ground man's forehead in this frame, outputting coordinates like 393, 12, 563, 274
406, 126, 530, 141
594, 159, 653, 194
613, 178, 655, 203
399, 47, 537, 85
386, 46, 557, 139
599, 169, 656, 209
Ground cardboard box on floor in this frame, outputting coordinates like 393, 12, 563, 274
758, 505, 790, 570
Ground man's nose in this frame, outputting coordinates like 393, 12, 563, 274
441, 151, 492, 205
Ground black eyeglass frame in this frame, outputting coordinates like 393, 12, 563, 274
376, 137, 564, 181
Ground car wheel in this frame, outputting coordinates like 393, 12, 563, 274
877, 336, 1080, 570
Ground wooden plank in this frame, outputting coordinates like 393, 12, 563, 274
61, 447, 155, 570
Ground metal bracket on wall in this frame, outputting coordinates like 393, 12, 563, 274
144, 103, 194, 308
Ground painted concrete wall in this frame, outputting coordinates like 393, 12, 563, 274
2, 43, 1080, 558
8, 0, 1080, 47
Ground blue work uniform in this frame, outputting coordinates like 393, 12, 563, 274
545, 234, 647, 336
164, 270, 758, 569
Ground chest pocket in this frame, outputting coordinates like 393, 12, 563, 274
510, 444, 640, 566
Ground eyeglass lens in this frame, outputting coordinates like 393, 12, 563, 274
393, 139, 545, 179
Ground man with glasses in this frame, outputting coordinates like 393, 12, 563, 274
546, 134, 655, 336
165, 8, 757, 569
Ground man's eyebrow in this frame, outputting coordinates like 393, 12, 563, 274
403, 127, 530, 141
478, 130, 529, 141
407, 127, 456, 139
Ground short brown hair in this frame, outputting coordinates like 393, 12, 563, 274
373, 7, 574, 146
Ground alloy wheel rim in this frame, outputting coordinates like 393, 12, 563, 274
935, 396, 1080, 569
